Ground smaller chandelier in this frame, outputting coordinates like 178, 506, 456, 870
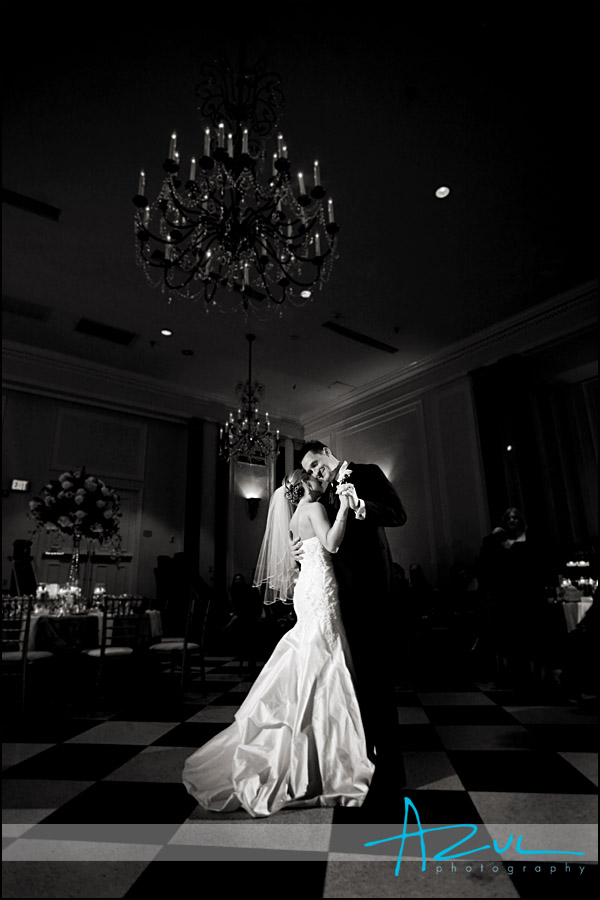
132, 54, 339, 318
219, 334, 280, 461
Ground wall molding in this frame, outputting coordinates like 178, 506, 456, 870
303, 280, 598, 433
1, 340, 303, 437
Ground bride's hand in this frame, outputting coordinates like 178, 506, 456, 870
336, 482, 359, 510
337, 490, 350, 510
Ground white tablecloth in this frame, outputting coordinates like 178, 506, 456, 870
28, 609, 162, 649
562, 599, 593, 633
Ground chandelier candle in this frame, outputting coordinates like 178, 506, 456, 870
133, 54, 339, 314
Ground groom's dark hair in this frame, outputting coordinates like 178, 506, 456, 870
299, 440, 327, 459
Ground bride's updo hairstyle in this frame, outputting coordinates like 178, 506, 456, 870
283, 469, 308, 507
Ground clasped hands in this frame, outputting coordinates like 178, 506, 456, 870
289, 482, 360, 563
336, 481, 360, 509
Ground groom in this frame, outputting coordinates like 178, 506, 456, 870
294, 440, 407, 795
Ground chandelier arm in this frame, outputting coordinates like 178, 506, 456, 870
252, 235, 328, 290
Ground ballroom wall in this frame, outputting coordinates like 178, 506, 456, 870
304, 284, 598, 584
2, 283, 597, 597
1, 389, 188, 597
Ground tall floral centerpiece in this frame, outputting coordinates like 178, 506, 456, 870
28, 469, 122, 595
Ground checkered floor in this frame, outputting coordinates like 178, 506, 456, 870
2, 656, 598, 898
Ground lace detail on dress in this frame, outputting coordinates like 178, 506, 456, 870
293, 537, 343, 646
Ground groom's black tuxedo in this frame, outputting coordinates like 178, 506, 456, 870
320, 462, 407, 770
322, 462, 406, 604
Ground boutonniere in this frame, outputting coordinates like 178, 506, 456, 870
336, 461, 353, 485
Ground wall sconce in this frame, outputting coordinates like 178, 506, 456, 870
247, 497, 261, 520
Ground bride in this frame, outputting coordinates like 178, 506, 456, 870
182, 468, 374, 817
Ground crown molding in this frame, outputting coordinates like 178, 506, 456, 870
302, 280, 598, 433
1, 340, 304, 437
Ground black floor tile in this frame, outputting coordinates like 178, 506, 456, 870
525, 725, 599, 751
448, 750, 598, 793
212, 692, 248, 705
332, 787, 485, 826
40, 781, 197, 824
2, 717, 109, 743
2, 743, 143, 781
397, 725, 445, 750
111, 703, 209, 722
125, 859, 327, 898
197, 680, 238, 693
424, 705, 518, 725
411, 679, 479, 692
483, 689, 577, 707
394, 691, 422, 707
151, 722, 227, 747
504, 861, 599, 898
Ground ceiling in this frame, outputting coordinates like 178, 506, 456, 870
2, 0, 598, 425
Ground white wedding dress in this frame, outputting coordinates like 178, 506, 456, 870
183, 536, 374, 817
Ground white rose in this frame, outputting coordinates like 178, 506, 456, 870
96, 500, 106, 508
103, 510, 114, 519
101, 486, 112, 496
75, 495, 84, 505
75, 510, 87, 519
61, 480, 74, 490
59, 472, 72, 481
57, 516, 72, 528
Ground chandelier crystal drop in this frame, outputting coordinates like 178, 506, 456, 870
219, 334, 280, 461
133, 54, 340, 318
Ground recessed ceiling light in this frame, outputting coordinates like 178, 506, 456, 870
435, 186, 450, 199
160, 329, 173, 336
300, 290, 312, 299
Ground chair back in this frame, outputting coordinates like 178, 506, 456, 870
2, 596, 34, 659
98, 596, 147, 650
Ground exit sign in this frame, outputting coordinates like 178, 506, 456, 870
11, 479, 30, 492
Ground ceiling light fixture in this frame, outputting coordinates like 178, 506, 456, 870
435, 186, 450, 198
160, 329, 173, 336
133, 52, 339, 319
219, 333, 279, 461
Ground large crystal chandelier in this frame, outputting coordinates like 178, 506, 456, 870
219, 334, 280, 461
133, 53, 339, 318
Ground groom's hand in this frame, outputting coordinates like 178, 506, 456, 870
289, 531, 304, 565
337, 482, 360, 511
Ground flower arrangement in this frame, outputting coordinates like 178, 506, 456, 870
28, 468, 122, 546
